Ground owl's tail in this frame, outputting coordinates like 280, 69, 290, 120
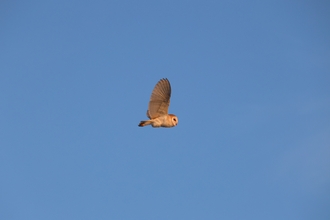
138, 120, 151, 127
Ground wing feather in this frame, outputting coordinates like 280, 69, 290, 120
147, 78, 171, 119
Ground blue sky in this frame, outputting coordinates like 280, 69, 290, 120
1, 1, 329, 219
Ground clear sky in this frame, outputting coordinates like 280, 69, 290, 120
1, 1, 329, 219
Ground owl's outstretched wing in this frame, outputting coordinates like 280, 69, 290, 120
147, 78, 171, 119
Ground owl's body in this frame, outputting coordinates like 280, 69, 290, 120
138, 78, 178, 128
139, 114, 178, 127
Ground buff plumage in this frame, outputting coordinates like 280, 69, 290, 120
138, 78, 178, 128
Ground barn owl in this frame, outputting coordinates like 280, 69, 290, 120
138, 78, 178, 128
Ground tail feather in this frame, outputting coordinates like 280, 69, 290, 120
138, 120, 151, 127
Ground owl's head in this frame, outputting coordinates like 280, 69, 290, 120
169, 114, 178, 126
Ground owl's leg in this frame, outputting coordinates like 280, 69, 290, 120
138, 120, 152, 127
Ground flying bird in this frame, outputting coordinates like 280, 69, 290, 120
138, 78, 178, 128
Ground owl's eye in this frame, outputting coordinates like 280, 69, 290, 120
173, 118, 176, 121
